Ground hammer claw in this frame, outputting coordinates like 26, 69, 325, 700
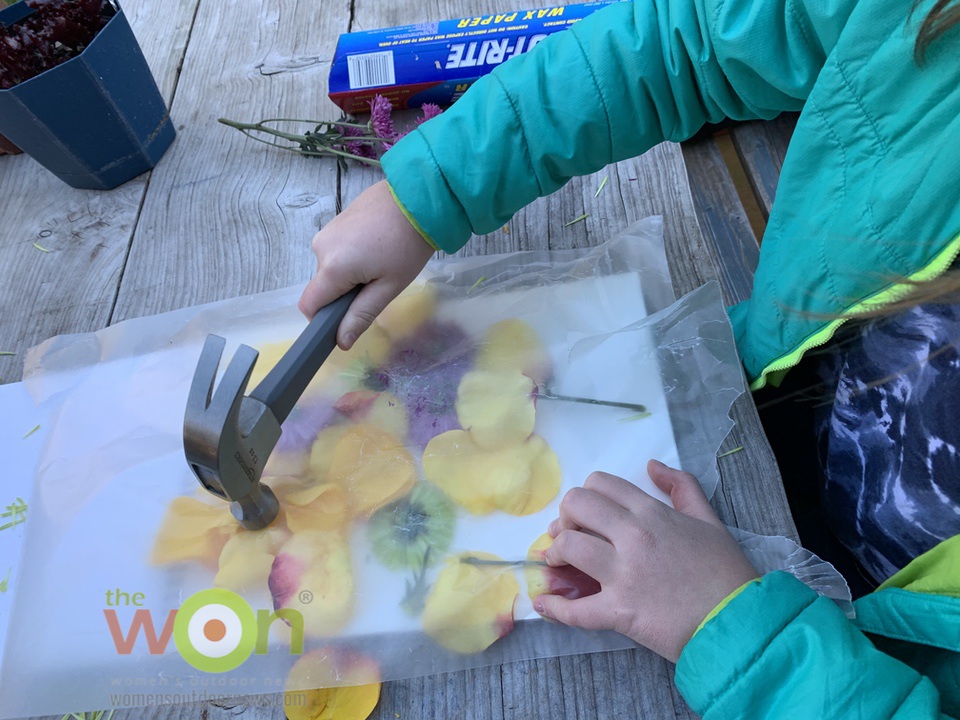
209, 344, 259, 428
186, 334, 226, 415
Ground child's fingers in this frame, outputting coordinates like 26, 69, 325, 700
297, 263, 356, 324
338, 280, 402, 348
554, 486, 633, 542
647, 460, 723, 528
547, 516, 580, 538
534, 592, 611, 632
583, 470, 661, 517
544, 529, 615, 583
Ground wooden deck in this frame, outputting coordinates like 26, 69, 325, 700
1, 1, 798, 718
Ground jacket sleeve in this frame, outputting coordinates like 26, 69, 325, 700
675, 571, 952, 719
381, 0, 858, 253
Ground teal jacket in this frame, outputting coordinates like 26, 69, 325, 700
382, 0, 960, 390
676, 535, 960, 718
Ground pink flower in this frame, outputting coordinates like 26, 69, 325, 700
392, 103, 445, 145
369, 95, 397, 147
335, 123, 376, 159
417, 103, 443, 125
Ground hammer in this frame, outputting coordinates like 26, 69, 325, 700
183, 287, 360, 530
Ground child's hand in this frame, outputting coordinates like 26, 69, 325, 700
298, 180, 435, 349
534, 460, 759, 663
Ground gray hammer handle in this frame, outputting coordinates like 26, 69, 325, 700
249, 286, 362, 424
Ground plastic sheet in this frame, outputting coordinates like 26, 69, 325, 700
0, 218, 803, 716
732, 527, 855, 618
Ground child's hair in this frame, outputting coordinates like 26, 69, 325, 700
878, 0, 960, 317
915, 0, 960, 62
845, 273, 960, 321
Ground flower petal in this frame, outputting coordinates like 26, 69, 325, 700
284, 647, 381, 720
280, 483, 351, 533
374, 282, 437, 340
496, 435, 561, 516
525, 532, 601, 603
214, 526, 290, 593
151, 496, 237, 567
270, 531, 355, 637
327, 424, 417, 517
334, 390, 408, 441
455, 369, 536, 449
476, 319, 552, 384
422, 552, 519, 654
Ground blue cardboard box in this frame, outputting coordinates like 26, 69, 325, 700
328, 2, 622, 113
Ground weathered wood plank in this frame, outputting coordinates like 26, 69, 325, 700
500, 658, 567, 720
681, 138, 759, 305
729, 113, 798, 221
25, 704, 204, 720
110, 0, 351, 323
369, 669, 505, 720
0, 0, 198, 385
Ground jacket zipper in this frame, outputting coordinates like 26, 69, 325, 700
750, 232, 960, 392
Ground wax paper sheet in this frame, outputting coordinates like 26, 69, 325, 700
0, 218, 846, 717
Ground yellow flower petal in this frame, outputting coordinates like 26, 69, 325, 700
214, 526, 289, 593
328, 424, 416, 517
422, 552, 519, 654
334, 390, 408, 441
422, 431, 560, 516
374, 282, 437, 340
422, 430, 516, 514
280, 483, 350, 533
455, 369, 536, 449
524, 532, 601, 604
494, 435, 561, 516
270, 531, 354, 638
475, 319, 551, 384
151, 496, 237, 567
284, 648, 381, 720
308, 425, 349, 484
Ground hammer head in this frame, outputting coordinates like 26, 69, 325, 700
184, 335, 281, 530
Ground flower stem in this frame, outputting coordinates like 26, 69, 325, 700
219, 118, 382, 167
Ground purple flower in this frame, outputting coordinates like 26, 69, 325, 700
274, 398, 339, 453
370, 320, 475, 448
332, 123, 376, 160
392, 103, 445, 146
417, 104, 443, 125
369, 95, 397, 147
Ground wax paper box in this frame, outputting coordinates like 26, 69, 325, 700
328, 1, 625, 113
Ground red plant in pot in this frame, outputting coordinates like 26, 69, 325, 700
0, 0, 115, 156
0, 0, 113, 89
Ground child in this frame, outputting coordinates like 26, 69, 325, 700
299, 0, 960, 714
537, 460, 958, 717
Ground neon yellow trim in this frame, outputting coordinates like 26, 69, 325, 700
750, 231, 960, 392
385, 181, 441, 252
693, 577, 761, 636
878, 535, 960, 597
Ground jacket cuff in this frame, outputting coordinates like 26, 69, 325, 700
381, 129, 473, 254
675, 571, 818, 713
692, 577, 761, 636
385, 181, 440, 252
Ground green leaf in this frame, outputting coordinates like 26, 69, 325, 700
564, 213, 588, 227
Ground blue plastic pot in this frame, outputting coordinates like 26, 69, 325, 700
0, 1, 175, 189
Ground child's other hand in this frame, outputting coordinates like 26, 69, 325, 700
298, 180, 435, 349
535, 460, 759, 663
